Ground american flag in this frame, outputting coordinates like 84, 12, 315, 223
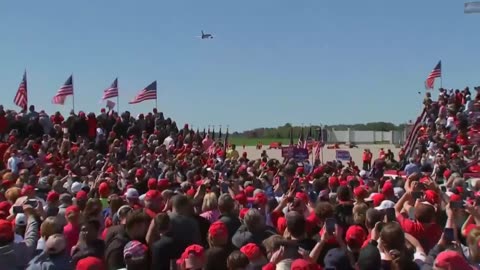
313, 141, 322, 161
403, 107, 427, 158
103, 78, 119, 100
298, 127, 305, 148
13, 71, 28, 111
129, 81, 157, 104
425, 61, 441, 90
52, 75, 74, 105
223, 128, 229, 152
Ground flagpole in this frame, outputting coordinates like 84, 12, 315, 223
25, 69, 28, 111
72, 74, 75, 113
117, 95, 120, 113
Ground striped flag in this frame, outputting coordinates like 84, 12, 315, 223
298, 127, 305, 148
425, 61, 441, 90
313, 142, 321, 161
103, 78, 119, 100
129, 81, 157, 104
403, 107, 427, 159
52, 75, 74, 105
13, 71, 28, 111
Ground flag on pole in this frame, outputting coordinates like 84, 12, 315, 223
13, 71, 28, 111
425, 61, 441, 90
103, 78, 119, 100
305, 126, 313, 148
298, 127, 305, 148
313, 142, 322, 161
212, 127, 216, 141
52, 75, 74, 105
404, 107, 428, 159
106, 100, 116, 110
129, 81, 157, 104
218, 127, 222, 140
465, 2, 480, 13
224, 128, 229, 152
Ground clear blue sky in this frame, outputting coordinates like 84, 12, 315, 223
1, 1, 479, 132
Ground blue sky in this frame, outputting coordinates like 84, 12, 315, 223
1, 1, 479, 132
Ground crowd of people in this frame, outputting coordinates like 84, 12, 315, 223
0, 85, 479, 270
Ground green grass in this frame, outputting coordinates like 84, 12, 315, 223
228, 137, 291, 146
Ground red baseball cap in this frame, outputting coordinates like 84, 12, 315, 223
244, 186, 255, 196
0, 219, 14, 242
295, 192, 308, 204
424, 190, 439, 205
353, 186, 368, 198
240, 243, 261, 260
186, 188, 196, 197
435, 250, 475, 269
65, 205, 80, 218
371, 193, 385, 207
208, 221, 228, 239
291, 258, 322, 270
450, 193, 462, 202
76, 190, 88, 201
76, 256, 106, 270
296, 167, 305, 175
135, 168, 145, 177
147, 178, 157, 190
328, 176, 339, 186
46, 192, 60, 203
235, 193, 247, 206
21, 185, 34, 196
381, 182, 394, 197
252, 192, 267, 206
157, 179, 170, 191
345, 225, 367, 247
145, 190, 160, 200
98, 182, 110, 197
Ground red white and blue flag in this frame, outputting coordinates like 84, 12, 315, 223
425, 61, 441, 90
103, 78, 119, 100
14, 71, 28, 110
52, 75, 74, 105
129, 81, 157, 104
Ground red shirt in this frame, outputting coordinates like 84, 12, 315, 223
63, 223, 80, 255
396, 213, 442, 253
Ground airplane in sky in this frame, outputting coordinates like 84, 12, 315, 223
198, 30, 214, 39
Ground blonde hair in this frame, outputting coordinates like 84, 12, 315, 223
353, 203, 369, 225
467, 228, 480, 262
5, 187, 21, 203
41, 217, 62, 239
202, 192, 218, 212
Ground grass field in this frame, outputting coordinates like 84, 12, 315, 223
228, 137, 290, 146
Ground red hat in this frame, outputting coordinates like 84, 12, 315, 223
147, 178, 157, 190
65, 205, 80, 218
157, 179, 170, 191
0, 201, 12, 213
253, 192, 268, 206
328, 176, 339, 186
208, 221, 228, 239
235, 193, 247, 206
76, 190, 88, 201
450, 193, 462, 202
21, 185, 34, 196
186, 188, 196, 197
444, 169, 452, 179
239, 208, 249, 219
296, 167, 305, 175
313, 167, 323, 176
354, 186, 368, 198
135, 168, 145, 177
46, 192, 60, 203
295, 192, 308, 204
244, 186, 255, 196
98, 182, 110, 198
372, 193, 385, 207
145, 190, 160, 200
345, 225, 367, 247
435, 250, 475, 269
1, 180, 14, 189
0, 219, 14, 242
291, 258, 322, 270
177, 244, 205, 266
381, 182, 394, 197
76, 256, 106, 270
424, 190, 439, 205
240, 243, 261, 260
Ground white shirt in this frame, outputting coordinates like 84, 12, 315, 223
7, 156, 20, 174
163, 136, 174, 147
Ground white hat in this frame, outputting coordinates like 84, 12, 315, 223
15, 213, 27, 226
375, 200, 395, 210
359, 170, 367, 178
125, 188, 139, 199
71, 182, 83, 194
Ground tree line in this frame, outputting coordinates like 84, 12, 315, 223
232, 122, 407, 139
